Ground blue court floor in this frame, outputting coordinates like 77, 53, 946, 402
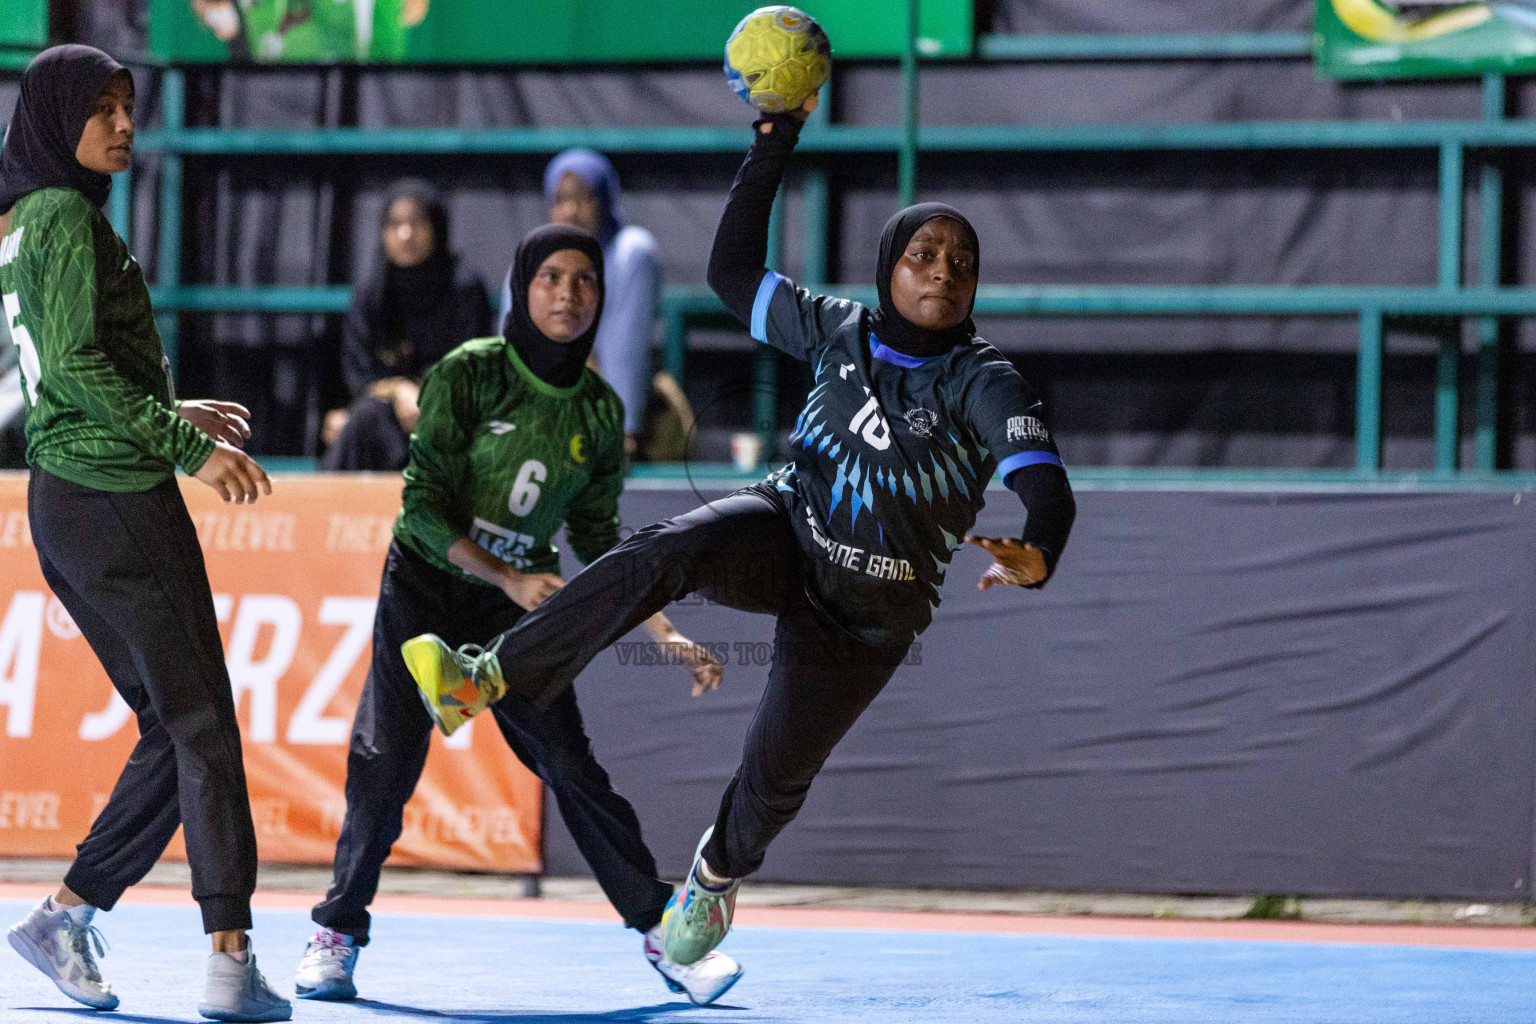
1, 898, 1531, 1023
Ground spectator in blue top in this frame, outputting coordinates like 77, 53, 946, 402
501, 150, 658, 456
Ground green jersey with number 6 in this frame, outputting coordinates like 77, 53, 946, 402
0, 188, 214, 492
395, 335, 626, 582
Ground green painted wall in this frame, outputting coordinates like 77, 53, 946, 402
0, 0, 46, 49
149, 0, 973, 65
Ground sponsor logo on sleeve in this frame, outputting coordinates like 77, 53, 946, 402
1005, 415, 1051, 444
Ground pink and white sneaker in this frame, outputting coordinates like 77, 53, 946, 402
294, 928, 358, 1001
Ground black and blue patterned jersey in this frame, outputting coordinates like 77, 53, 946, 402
749, 270, 1065, 646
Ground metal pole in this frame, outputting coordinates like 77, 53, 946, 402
156, 70, 187, 381
754, 189, 786, 460
1435, 141, 1463, 471
663, 305, 686, 387
1475, 73, 1505, 471
108, 168, 131, 241
802, 168, 829, 287
803, 70, 832, 289
898, 0, 920, 207
1357, 308, 1384, 473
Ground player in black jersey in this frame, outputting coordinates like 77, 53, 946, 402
401, 93, 1075, 967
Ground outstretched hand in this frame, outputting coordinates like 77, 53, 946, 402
675, 635, 724, 697
963, 535, 1048, 590
178, 399, 252, 449
642, 613, 725, 696
758, 93, 819, 135
501, 570, 564, 612
194, 443, 271, 505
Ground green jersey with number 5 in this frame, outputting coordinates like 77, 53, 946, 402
0, 188, 214, 491
394, 335, 626, 582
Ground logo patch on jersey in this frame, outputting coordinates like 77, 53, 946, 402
904, 408, 938, 437
839, 362, 855, 380
1006, 415, 1050, 444
569, 434, 586, 463
487, 421, 517, 435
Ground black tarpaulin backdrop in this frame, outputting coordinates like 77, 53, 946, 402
16, 0, 1536, 468
542, 484, 1536, 899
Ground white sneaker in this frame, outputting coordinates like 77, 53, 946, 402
294, 928, 359, 1001
198, 941, 292, 1022
7, 896, 119, 1010
644, 924, 743, 1006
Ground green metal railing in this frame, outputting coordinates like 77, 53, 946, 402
976, 32, 1315, 61
20, 18, 1535, 474
0, 50, 36, 72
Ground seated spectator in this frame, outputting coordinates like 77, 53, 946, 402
501, 149, 661, 456
323, 180, 492, 470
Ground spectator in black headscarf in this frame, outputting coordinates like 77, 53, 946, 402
322, 180, 492, 470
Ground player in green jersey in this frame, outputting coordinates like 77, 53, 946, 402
296, 223, 741, 1007
0, 46, 290, 1022
191, 0, 423, 62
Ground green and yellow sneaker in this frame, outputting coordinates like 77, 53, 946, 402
660, 827, 740, 966
400, 634, 507, 737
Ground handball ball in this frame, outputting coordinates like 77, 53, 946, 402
724, 6, 831, 113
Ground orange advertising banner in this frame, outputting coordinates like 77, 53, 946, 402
0, 472, 542, 872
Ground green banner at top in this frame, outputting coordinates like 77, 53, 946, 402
1316, 0, 1536, 78
0, 0, 47, 49
152, 1, 973, 64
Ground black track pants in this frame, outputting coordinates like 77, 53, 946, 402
311, 540, 672, 942
487, 485, 913, 879
29, 468, 257, 934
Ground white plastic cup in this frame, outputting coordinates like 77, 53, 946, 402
731, 432, 764, 471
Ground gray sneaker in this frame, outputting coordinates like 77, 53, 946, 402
7, 896, 118, 1010
198, 942, 292, 1022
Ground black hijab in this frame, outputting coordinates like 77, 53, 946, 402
352, 180, 461, 377
866, 202, 981, 359
0, 45, 127, 215
378, 179, 453, 316
504, 223, 605, 389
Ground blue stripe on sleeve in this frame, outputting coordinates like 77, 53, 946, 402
750, 270, 786, 343
998, 450, 1064, 481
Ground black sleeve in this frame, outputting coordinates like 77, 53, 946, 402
340, 298, 380, 399
707, 113, 803, 326
1009, 462, 1076, 587
462, 275, 495, 341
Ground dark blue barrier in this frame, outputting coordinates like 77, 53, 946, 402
544, 482, 1536, 899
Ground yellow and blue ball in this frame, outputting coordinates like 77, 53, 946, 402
724, 6, 831, 113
